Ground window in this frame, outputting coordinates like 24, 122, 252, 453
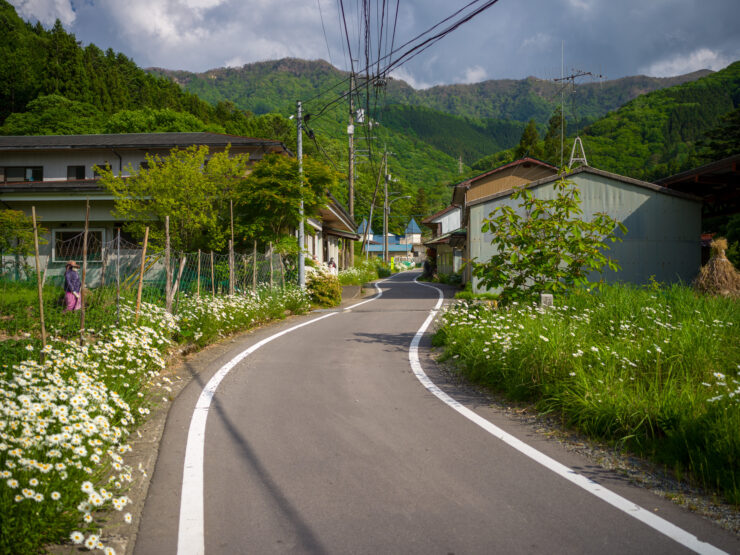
67, 165, 85, 180
2, 166, 43, 183
53, 229, 104, 262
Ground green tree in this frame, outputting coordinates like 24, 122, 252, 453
413, 187, 430, 221
103, 108, 224, 133
699, 106, 740, 161
0, 209, 45, 277
472, 173, 626, 304
234, 154, 338, 246
0, 94, 104, 135
96, 145, 248, 252
543, 107, 566, 166
513, 119, 543, 160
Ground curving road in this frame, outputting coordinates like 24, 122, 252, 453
134, 272, 739, 554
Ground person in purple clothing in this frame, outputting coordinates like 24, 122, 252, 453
63, 260, 82, 311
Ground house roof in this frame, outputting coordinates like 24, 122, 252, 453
0, 132, 288, 152
424, 227, 467, 247
364, 243, 413, 253
465, 165, 703, 208
421, 204, 460, 225
357, 218, 374, 236
451, 157, 558, 205
405, 218, 421, 234
653, 154, 740, 217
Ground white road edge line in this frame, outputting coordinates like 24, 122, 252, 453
177, 283, 384, 555
409, 278, 726, 555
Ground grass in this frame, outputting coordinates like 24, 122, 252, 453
433, 283, 740, 504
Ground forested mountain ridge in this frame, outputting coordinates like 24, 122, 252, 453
150, 57, 710, 125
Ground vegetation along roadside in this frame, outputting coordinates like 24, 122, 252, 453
0, 281, 313, 554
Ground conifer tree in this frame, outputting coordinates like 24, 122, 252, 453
543, 107, 566, 167
513, 119, 543, 160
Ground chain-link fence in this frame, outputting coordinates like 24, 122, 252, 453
1, 229, 293, 336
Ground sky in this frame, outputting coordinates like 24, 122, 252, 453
10, 0, 740, 89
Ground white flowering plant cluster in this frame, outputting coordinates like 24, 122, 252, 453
434, 283, 740, 503
337, 260, 379, 286
0, 286, 311, 553
305, 265, 342, 307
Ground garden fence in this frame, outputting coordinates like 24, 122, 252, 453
1, 227, 293, 343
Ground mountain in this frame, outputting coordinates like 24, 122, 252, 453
149, 58, 711, 165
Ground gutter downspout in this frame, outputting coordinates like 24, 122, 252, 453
112, 149, 123, 176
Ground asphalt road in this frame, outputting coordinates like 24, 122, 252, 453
134, 272, 739, 554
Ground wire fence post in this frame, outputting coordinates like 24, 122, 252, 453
79, 199, 90, 346
31, 206, 47, 358
252, 240, 257, 291
116, 228, 121, 326
210, 251, 215, 296
279, 253, 285, 289
165, 216, 172, 313
269, 242, 274, 289
242, 254, 248, 296
172, 256, 186, 314
229, 239, 235, 296
196, 249, 201, 298
135, 227, 149, 322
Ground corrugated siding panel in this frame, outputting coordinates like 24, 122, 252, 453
470, 173, 701, 293
466, 166, 557, 203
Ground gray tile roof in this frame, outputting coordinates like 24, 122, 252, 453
0, 133, 286, 151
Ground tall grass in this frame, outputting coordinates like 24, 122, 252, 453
434, 283, 740, 503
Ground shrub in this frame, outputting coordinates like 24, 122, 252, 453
306, 267, 342, 306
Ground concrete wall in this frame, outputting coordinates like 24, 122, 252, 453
469, 172, 701, 293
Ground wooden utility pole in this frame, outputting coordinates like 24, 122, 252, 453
383, 151, 389, 264
348, 73, 355, 267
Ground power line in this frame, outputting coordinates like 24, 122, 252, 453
316, 0, 334, 67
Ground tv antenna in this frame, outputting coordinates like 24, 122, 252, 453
552, 43, 605, 168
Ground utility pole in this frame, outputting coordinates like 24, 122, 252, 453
348, 73, 355, 267
297, 100, 305, 288
458, 154, 463, 174
383, 150, 389, 264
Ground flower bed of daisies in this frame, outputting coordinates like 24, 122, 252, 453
433, 283, 740, 504
0, 286, 311, 554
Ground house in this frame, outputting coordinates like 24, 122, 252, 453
451, 157, 559, 282
0, 132, 357, 280
358, 218, 423, 262
422, 204, 464, 275
467, 165, 702, 294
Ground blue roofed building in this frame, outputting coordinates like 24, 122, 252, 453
359, 217, 425, 262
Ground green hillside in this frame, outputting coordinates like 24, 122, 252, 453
581, 61, 740, 181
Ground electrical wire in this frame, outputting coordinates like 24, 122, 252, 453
316, 0, 334, 67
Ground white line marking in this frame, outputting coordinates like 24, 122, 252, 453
409, 278, 726, 555
177, 285, 384, 555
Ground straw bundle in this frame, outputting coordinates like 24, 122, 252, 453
693, 237, 740, 297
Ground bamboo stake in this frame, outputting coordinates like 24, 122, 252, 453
269, 242, 273, 289
196, 249, 201, 298
279, 253, 285, 289
252, 240, 257, 291
116, 229, 121, 325
100, 244, 107, 288
165, 216, 172, 312
229, 239, 234, 296
243, 254, 248, 296
31, 206, 46, 358
210, 251, 215, 296
135, 227, 149, 322
171, 256, 187, 312
79, 199, 89, 345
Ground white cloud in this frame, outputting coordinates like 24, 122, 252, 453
642, 48, 732, 77
459, 65, 487, 84
389, 67, 435, 90
10, 0, 75, 26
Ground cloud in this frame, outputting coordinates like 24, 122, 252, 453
10, 0, 75, 26
389, 67, 435, 90
641, 48, 733, 77
459, 65, 488, 84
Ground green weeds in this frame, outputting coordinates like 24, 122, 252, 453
434, 283, 740, 503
